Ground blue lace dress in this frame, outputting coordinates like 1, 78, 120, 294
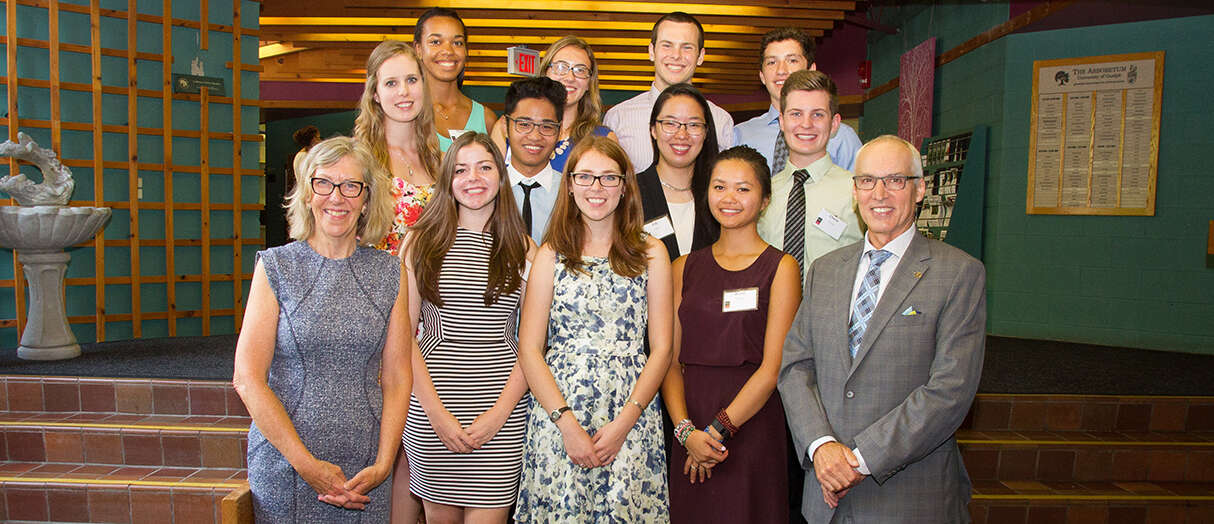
246, 241, 400, 523
514, 255, 669, 523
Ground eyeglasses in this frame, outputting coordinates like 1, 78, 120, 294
852, 174, 922, 191
506, 116, 560, 137
547, 60, 591, 79
654, 119, 707, 137
311, 177, 366, 198
570, 172, 623, 187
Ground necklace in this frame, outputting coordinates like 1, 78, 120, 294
389, 148, 417, 180
659, 177, 691, 192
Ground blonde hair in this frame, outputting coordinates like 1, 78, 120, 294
286, 136, 393, 246
354, 40, 441, 181
539, 36, 604, 144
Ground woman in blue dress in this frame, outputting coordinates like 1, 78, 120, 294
514, 136, 673, 522
233, 136, 411, 522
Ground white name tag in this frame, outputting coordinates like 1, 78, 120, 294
813, 208, 847, 241
448, 129, 469, 140
643, 215, 676, 239
722, 287, 759, 313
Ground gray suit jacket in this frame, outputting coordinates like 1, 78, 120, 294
777, 232, 986, 523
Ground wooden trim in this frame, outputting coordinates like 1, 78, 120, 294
48, 0, 61, 153
231, 0, 245, 326
90, 0, 106, 341
17, 0, 261, 38
0, 74, 264, 109
164, 0, 177, 335
863, 0, 1076, 103
6, 0, 24, 338
200, 0, 208, 49
127, 0, 142, 337
0, 272, 256, 288
0, 36, 259, 71
64, 201, 266, 211
259, 99, 359, 110
13, 116, 264, 142
200, 88, 212, 335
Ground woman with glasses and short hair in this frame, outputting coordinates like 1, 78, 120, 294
636, 84, 721, 261
514, 137, 673, 522
233, 136, 410, 523
491, 36, 617, 174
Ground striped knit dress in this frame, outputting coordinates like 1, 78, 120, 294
404, 227, 528, 507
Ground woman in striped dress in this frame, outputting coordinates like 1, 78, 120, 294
400, 132, 536, 523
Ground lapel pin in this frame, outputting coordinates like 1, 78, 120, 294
913, 271, 923, 279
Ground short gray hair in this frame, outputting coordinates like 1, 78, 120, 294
854, 134, 923, 179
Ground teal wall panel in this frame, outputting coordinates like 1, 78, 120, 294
864, 8, 1214, 354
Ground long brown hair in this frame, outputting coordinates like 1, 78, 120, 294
353, 40, 441, 183
538, 36, 604, 145
546, 136, 648, 277
406, 132, 529, 306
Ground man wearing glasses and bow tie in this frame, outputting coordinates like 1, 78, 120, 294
503, 76, 566, 242
778, 134, 986, 523
757, 69, 862, 289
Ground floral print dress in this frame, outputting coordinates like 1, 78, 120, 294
373, 177, 434, 257
514, 255, 669, 523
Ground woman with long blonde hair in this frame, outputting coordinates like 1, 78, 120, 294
355, 39, 442, 257
491, 36, 617, 173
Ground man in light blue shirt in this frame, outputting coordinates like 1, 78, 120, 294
735, 28, 861, 173
503, 77, 566, 243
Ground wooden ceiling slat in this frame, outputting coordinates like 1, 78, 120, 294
261, 17, 834, 32
341, 0, 848, 20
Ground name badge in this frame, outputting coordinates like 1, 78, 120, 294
813, 208, 847, 241
642, 215, 676, 239
722, 287, 759, 313
448, 129, 469, 140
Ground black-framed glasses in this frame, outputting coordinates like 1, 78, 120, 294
547, 60, 591, 79
506, 116, 560, 137
570, 172, 623, 187
311, 177, 366, 198
852, 174, 922, 191
654, 118, 707, 137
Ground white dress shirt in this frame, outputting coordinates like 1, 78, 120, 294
807, 223, 919, 475
602, 84, 735, 173
507, 163, 560, 243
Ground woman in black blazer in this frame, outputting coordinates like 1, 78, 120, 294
635, 84, 720, 261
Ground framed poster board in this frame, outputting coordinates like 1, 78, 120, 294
1026, 51, 1163, 215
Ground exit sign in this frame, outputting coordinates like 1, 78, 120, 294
507, 46, 540, 76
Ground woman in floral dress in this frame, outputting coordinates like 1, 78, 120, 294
355, 39, 441, 257
514, 136, 673, 522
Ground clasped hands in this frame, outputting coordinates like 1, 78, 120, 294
682, 427, 728, 484
432, 407, 509, 453
559, 412, 638, 469
813, 441, 865, 509
301, 457, 389, 511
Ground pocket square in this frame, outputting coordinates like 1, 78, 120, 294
901, 306, 920, 316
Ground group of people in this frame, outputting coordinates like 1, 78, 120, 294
232, 7, 986, 524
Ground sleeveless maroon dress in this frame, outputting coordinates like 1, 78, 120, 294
670, 245, 788, 523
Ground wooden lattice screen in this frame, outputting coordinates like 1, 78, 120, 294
0, 0, 263, 347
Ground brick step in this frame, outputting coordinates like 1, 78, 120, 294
0, 461, 247, 523
1, 413, 249, 469
969, 481, 1214, 524
964, 394, 1214, 433
2, 375, 248, 418
958, 429, 1214, 483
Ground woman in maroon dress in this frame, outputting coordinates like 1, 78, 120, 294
661, 146, 801, 523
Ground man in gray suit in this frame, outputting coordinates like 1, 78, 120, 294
778, 134, 985, 523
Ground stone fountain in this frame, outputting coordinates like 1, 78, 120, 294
0, 132, 111, 360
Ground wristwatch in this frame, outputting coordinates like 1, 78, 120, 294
549, 406, 572, 423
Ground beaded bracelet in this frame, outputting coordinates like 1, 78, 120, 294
674, 418, 695, 446
715, 409, 739, 436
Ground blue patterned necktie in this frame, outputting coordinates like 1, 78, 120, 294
848, 249, 894, 357
773, 132, 789, 174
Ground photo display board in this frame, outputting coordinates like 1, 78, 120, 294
1026, 51, 1163, 215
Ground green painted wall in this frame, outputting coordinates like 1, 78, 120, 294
0, 0, 262, 348
864, 7, 1214, 354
